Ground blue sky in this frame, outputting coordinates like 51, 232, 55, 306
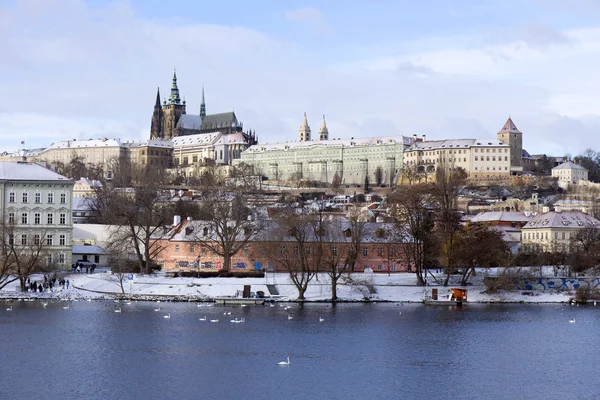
2, 0, 600, 156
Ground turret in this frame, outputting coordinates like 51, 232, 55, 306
299, 112, 311, 142
319, 114, 329, 141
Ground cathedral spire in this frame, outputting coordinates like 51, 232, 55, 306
299, 112, 311, 142
200, 85, 206, 118
319, 114, 329, 141
155, 87, 161, 107
168, 68, 181, 105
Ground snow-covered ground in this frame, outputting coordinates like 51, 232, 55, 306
0, 270, 577, 303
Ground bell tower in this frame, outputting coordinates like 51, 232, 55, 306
161, 68, 186, 139
497, 116, 523, 172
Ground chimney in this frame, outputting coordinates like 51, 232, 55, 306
422, 135, 426, 142
173, 215, 181, 227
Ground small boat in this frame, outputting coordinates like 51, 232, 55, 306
423, 288, 467, 307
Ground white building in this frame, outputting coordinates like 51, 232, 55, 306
552, 161, 588, 184
404, 137, 511, 180
0, 162, 74, 269
236, 115, 409, 185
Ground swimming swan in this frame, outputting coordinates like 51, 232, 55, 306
278, 356, 290, 366
163, 313, 171, 319
569, 318, 576, 323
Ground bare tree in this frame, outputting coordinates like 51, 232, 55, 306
320, 210, 365, 301
453, 224, 510, 285
0, 221, 52, 291
92, 162, 171, 274
331, 172, 342, 193
374, 166, 384, 186
266, 209, 323, 300
433, 164, 467, 285
192, 189, 264, 272
388, 184, 437, 285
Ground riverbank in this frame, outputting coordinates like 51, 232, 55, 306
0, 271, 578, 304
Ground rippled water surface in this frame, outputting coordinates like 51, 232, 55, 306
0, 301, 598, 400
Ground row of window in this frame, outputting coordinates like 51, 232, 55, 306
9, 192, 67, 204
523, 231, 570, 240
8, 212, 68, 225
474, 156, 508, 162
8, 233, 67, 246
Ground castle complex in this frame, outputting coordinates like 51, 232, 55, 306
150, 70, 257, 145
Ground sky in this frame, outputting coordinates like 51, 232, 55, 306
2, 0, 600, 156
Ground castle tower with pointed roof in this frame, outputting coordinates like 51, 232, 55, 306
150, 87, 164, 140
497, 117, 523, 172
299, 113, 311, 142
318, 115, 329, 141
157, 69, 187, 140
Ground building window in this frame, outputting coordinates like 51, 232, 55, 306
377, 247, 383, 256
59, 234, 66, 246
192, 155, 198, 163
59, 213, 66, 225
280, 246, 286, 255
47, 193, 54, 203
21, 213, 28, 224
8, 213, 14, 224
46, 254, 53, 266
175, 245, 179, 253
60, 193, 66, 204
189, 244, 194, 253
34, 213, 40, 224
332, 246, 338, 256
362, 247, 368, 256
9, 192, 15, 203
22, 192, 28, 203
47, 213, 54, 225
59, 253, 65, 264
46, 235, 53, 246
34, 234, 40, 245
21, 234, 27, 245
8, 234, 14, 245
35, 193, 41, 203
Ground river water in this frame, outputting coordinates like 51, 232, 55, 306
0, 301, 598, 400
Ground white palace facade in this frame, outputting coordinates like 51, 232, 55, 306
236, 114, 411, 185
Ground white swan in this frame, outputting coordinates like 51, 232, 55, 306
319, 317, 325, 322
6, 305, 12, 311
210, 319, 219, 323
278, 356, 290, 366
41, 302, 48, 308
114, 308, 122, 313
287, 315, 293, 320
199, 316, 207, 321
569, 318, 576, 323
62, 304, 70, 310
163, 313, 171, 319
154, 307, 161, 312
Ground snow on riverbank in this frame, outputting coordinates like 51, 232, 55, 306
0, 271, 577, 304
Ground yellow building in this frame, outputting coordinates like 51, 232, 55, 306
521, 210, 599, 253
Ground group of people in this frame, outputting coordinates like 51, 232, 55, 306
23, 275, 70, 293
71, 262, 96, 274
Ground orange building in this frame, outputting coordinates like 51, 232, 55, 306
151, 218, 413, 274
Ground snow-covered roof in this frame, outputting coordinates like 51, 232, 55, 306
214, 132, 248, 146
0, 162, 72, 182
245, 135, 410, 153
552, 161, 588, 171
172, 133, 220, 146
155, 219, 411, 244
47, 138, 122, 149
522, 211, 599, 229
469, 211, 533, 224
123, 139, 173, 148
406, 138, 508, 151
74, 178, 103, 188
